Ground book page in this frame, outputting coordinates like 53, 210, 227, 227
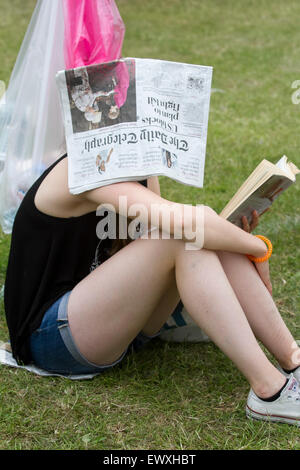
220, 161, 271, 219
276, 155, 299, 180
220, 158, 295, 219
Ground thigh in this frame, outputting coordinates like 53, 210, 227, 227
67, 233, 183, 366
29, 294, 113, 375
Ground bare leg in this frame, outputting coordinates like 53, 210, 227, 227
145, 251, 300, 373
68, 234, 286, 397
174, 248, 286, 397
68, 234, 183, 365
141, 271, 180, 337
217, 250, 300, 371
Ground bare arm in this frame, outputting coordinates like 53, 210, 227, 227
80, 182, 266, 258
201, 206, 266, 256
147, 176, 161, 196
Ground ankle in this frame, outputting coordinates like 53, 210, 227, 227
279, 358, 300, 373
278, 345, 300, 372
252, 374, 287, 399
280, 363, 300, 374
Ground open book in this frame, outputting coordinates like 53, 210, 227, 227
220, 156, 299, 228
56, 58, 212, 194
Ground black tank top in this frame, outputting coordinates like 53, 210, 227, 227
4, 154, 147, 364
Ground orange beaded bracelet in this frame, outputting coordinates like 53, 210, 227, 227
247, 235, 273, 263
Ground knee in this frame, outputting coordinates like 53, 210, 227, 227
176, 244, 219, 267
136, 226, 185, 259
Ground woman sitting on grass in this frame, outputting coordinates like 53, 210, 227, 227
4, 153, 300, 426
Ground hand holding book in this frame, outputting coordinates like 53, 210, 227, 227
220, 156, 299, 228
241, 209, 260, 232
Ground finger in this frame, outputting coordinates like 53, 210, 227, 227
242, 216, 250, 232
253, 209, 259, 220
250, 210, 259, 231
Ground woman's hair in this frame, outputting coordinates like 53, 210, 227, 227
107, 214, 145, 257
108, 236, 131, 257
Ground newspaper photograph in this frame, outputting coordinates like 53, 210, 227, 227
56, 58, 213, 194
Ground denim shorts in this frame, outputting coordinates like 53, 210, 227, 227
29, 291, 161, 376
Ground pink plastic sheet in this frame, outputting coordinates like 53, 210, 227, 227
63, 0, 125, 69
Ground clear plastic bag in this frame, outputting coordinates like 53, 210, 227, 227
63, 0, 125, 69
0, 0, 66, 233
0, 0, 126, 234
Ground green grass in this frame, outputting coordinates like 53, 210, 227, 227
0, 0, 300, 450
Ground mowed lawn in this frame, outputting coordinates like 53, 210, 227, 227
0, 0, 299, 450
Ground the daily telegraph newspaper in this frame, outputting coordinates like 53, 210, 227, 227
56, 58, 213, 194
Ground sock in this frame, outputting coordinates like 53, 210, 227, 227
282, 365, 300, 374
258, 378, 289, 402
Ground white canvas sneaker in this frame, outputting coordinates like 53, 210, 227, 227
246, 374, 300, 426
277, 364, 300, 382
